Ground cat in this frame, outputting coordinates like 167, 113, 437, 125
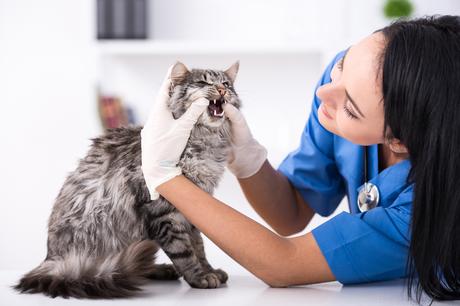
14, 61, 241, 299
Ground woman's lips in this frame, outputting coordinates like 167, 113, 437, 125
321, 104, 333, 119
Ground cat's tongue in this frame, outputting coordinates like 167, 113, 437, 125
208, 98, 225, 117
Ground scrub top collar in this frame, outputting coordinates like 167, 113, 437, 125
356, 144, 412, 209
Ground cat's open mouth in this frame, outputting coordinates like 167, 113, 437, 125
208, 98, 226, 118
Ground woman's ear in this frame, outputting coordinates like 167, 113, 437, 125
170, 61, 190, 85
387, 138, 409, 154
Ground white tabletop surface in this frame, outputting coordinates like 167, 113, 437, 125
1, 270, 458, 306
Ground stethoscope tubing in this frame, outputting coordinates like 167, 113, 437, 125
357, 145, 380, 212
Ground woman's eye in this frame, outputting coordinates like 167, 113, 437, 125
337, 58, 344, 71
343, 104, 358, 120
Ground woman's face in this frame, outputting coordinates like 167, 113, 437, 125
316, 32, 387, 146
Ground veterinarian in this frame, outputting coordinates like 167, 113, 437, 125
141, 16, 460, 303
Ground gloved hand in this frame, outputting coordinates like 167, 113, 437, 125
141, 66, 209, 200
222, 103, 268, 178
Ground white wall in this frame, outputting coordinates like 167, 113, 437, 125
150, 0, 348, 45
0, 0, 98, 269
1, 0, 459, 273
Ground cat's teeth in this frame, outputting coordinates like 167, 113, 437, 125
212, 99, 216, 104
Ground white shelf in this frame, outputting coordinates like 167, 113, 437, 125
96, 40, 324, 56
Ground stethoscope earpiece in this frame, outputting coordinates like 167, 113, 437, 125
357, 146, 380, 212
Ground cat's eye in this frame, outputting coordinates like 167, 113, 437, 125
222, 81, 231, 88
198, 80, 211, 86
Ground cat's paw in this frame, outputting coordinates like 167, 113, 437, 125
211, 268, 228, 284
185, 272, 224, 289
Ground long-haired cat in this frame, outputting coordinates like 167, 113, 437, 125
14, 61, 241, 299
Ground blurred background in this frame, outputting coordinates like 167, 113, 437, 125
0, 0, 459, 275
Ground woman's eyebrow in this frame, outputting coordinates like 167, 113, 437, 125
342, 47, 366, 119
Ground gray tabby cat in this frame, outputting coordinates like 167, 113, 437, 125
14, 61, 241, 299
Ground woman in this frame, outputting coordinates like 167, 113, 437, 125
140, 16, 460, 304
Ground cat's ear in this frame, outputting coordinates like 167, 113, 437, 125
224, 61, 239, 83
170, 61, 190, 85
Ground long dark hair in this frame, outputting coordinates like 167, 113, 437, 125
379, 15, 460, 304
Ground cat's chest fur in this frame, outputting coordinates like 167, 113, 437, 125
178, 120, 232, 195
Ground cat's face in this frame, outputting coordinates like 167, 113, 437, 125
167, 61, 241, 128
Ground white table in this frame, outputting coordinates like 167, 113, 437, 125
1, 270, 455, 306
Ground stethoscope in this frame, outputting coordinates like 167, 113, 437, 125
357, 145, 380, 212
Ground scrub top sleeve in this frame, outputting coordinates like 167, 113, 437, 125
312, 185, 413, 284
277, 51, 347, 217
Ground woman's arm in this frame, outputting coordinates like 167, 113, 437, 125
157, 175, 335, 287
237, 160, 315, 236
220, 101, 314, 237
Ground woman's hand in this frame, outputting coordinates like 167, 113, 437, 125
222, 103, 268, 178
141, 66, 209, 200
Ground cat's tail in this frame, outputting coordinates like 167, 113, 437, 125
13, 240, 158, 299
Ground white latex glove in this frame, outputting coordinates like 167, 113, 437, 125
222, 103, 268, 178
141, 66, 209, 200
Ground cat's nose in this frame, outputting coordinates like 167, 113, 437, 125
216, 85, 226, 96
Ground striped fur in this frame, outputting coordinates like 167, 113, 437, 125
14, 62, 241, 298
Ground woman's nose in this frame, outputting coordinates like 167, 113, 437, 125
316, 83, 332, 103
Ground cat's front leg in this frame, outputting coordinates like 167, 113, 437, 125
149, 211, 224, 289
189, 226, 228, 284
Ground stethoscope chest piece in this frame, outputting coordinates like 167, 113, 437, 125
357, 182, 380, 212
357, 145, 380, 212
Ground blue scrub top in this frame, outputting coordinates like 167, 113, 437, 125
277, 50, 414, 284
